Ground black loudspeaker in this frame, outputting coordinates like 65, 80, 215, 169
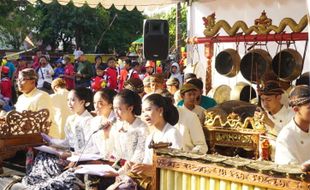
143, 19, 169, 60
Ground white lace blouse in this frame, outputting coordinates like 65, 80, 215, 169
63, 110, 93, 152
143, 123, 183, 164
87, 112, 116, 158
109, 117, 149, 163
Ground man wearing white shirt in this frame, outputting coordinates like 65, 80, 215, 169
176, 107, 208, 153
259, 81, 294, 136
15, 68, 58, 138
258, 81, 294, 160
179, 83, 206, 126
275, 85, 310, 164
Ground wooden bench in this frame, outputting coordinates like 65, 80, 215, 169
0, 109, 51, 173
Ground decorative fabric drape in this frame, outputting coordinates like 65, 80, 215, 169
27, 0, 182, 11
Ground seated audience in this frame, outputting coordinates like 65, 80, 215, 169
169, 62, 183, 86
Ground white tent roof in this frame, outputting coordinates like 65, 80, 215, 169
27, 0, 182, 11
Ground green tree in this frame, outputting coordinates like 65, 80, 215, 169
0, 0, 39, 49
34, 2, 144, 53
34, 1, 110, 52
98, 6, 145, 53
0, 0, 145, 53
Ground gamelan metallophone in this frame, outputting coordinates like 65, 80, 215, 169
152, 148, 310, 190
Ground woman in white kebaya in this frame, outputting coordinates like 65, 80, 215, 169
21, 87, 94, 189
106, 89, 149, 166
130, 93, 183, 176
88, 88, 117, 158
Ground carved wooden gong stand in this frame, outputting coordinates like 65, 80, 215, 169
0, 109, 51, 173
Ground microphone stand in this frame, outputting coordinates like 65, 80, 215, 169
71, 119, 116, 169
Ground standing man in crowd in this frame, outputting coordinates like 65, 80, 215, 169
74, 50, 94, 88
177, 78, 217, 109
179, 83, 206, 125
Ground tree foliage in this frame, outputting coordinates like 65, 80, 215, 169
34, 1, 110, 52
98, 6, 144, 53
0, 0, 39, 49
0, 0, 145, 53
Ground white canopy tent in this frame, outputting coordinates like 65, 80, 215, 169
26, 0, 182, 11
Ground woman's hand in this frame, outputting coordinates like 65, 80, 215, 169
103, 171, 119, 177
302, 160, 310, 172
41, 133, 52, 144
131, 163, 154, 177
123, 161, 134, 172
59, 151, 72, 160
102, 121, 113, 139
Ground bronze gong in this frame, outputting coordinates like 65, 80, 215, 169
240, 49, 272, 83
272, 49, 303, 81
215, 49, 240, 77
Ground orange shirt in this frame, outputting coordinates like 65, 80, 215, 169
119, 68, 128, 90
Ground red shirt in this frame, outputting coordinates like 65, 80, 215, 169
127, 69, 139, 80
0, 77, 12, 99
91, 76, 105, 92
32, 56, 40, 70
64, 63, 75, 90
104, 67, 118, 90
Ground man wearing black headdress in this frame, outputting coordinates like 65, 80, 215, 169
258, 80, 294, 137
275, 85, 310, 164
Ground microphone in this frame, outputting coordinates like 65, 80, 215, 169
72, 117, 117, 168
92, 117, 117, 134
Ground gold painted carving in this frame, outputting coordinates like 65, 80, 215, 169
215, 132, 253, 145
155, 156, 310, 190
203, 11, 308, 37
204, 111, 266, 131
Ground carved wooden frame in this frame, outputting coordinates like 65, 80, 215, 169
154, 155, 310, 190
205, 127, 262, 159
0, 109, 51, 173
